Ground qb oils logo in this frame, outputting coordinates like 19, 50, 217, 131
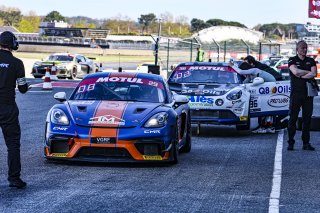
259, 85, 291, 94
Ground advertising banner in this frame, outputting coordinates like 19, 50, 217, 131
309, 0, 320, 18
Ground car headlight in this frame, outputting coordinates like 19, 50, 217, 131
144, 112, 168, 128
51, 109, 69, 125
226, 90, 242, 100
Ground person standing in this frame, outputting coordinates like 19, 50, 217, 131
195, 47, 205, 62
0, 31, 29, 188
287, 40, 317, 151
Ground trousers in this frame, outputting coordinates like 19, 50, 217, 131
0, 103, 21, 181
287, 94, 313, 145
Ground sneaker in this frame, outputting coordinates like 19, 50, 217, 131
266, 127, 276, 133
287, 144, 294, 151
303, 144, 315, 151
252, 127, 267, 134
9, 178, 27, 189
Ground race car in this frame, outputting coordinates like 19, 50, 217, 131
168, 62, 291, 134
44, 72, 191, 163
32, 53, 99, 79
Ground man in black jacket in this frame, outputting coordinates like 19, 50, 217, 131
287, 41, 317, 151
0, 31, 29, 189
244, 55, 283, 81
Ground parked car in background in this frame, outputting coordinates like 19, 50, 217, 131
168, 62, 290, 134
32, 53, 99, 79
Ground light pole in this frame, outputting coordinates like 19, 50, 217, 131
155, 18, 162, 66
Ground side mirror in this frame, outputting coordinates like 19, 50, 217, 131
54, 92, 67, 102
252, 77, 265, 86
173, 94, 189, 105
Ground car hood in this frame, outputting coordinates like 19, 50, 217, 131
180, 83, 240, 96
67, 100, 162, 127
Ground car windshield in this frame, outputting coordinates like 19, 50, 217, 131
168, 65, 242, 84
70, 77, 167, 103
47, 55, 74, 61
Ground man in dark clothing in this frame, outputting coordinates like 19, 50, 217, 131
244, 55, 283, 80
287, 40, 317, 151
0, 31, 29, 188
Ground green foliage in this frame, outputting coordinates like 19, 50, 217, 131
17, 18, 33, 32
190, 18, 210, 32
0, 10, 22, 26
256, 23, 297, 39
138, 13, 156, 34
206, 19, 246, 28
43, 10, 66, 22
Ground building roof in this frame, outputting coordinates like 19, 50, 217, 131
0, 26, 19, 33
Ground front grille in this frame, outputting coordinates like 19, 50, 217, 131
36, 65, 52, 74
76, 147, 132, 159
135, 141, 165, 156
51, 140, 70, 153
191, 109, 237, 119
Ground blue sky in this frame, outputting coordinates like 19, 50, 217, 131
0, 0, 318, 28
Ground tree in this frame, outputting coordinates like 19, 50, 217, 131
0, 9, 22, 26
190, 18, 209, 32
17, 18, 33, 32
206, 19, 247, 28
23, 11, 41, 32
43, 10, 66, 22
138, 13, 156, 34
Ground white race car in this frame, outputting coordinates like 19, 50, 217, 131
167, 62, 290, 134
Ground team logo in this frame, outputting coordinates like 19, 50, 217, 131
89, 114, 125, 125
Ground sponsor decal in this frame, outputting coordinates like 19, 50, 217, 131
142, 155, 163, 160
232, 100, 241, 104
53, 127, 68, 131
188, 96, 214, 104
233, 108, 244, 113
91, 137, 114, 144
144, 130, 161, 134
267, 94, 289, 108
181, 89, 223, 96
89, 114, 125, 125
259, 85, 291, 94
51, 153, 67, 157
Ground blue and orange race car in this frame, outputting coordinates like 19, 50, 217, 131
44, 72, 191, 163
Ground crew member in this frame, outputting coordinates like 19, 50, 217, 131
196, 47, 205, 62
0, 31, 29, 188
244, 55, 283, 80
287, 41, 317, 151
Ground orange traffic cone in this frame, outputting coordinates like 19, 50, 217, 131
50, 62, 58, 81
42, 67, 53, 90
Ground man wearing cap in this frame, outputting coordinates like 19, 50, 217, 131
0, 31, 29, 189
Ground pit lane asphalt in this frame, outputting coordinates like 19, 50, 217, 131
0, 79, 320, 212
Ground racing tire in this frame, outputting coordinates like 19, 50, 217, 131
69, 67, 77, 80
180, 116, 192, 153
170, 127, 179, 164
236, 118, 251, 131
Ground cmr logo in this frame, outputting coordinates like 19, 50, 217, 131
188, 96, 213, 104
144, 130, 160, 134
0, 63, 9, 68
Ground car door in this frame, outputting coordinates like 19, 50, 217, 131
246, 80, 291, 118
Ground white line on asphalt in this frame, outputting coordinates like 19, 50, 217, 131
268, 129, 284, 213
